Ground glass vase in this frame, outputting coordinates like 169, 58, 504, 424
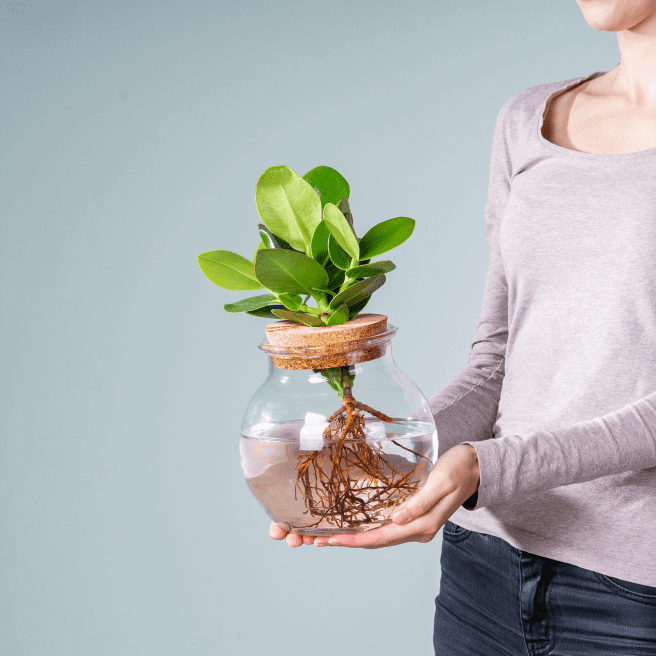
239, 314, 438, 536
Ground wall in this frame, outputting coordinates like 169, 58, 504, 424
0, 1, 617, 654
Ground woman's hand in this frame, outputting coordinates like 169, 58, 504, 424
269, 444, 480, 549
269, 521, 317, 547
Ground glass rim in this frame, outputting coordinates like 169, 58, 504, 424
258, 322, 397, 357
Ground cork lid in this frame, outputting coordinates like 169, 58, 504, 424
260, 313, 392, 370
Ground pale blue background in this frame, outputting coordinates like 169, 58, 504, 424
0, 1, 618, 654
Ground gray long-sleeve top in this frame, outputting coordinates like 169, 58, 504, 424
430, 70, 656, 587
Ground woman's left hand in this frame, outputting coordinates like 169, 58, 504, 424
313, 444, 480, 549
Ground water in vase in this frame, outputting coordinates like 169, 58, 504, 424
240, 418, 437, 536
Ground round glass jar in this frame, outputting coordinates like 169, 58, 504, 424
239, 314, 438, 536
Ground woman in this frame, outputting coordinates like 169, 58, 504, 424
270, 1, 656, 653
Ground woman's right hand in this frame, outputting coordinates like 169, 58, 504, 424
269, 521, 318, 547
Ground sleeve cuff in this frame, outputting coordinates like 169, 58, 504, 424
462, 489, 478, 510
459, 439, 501, 510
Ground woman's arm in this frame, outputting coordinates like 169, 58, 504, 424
463, 393, 656, 510
429, 98, 513, 460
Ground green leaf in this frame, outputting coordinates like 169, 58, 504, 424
253, 242, 265, 262
258, 223, 296, 251
323, 202, 359, 261
328, 233, 351, 270
348, 295, 371, 319
325, 303, 349, 326
271, 309, 325, 326
329, 273, 386, 310
337, 197, 357, 239
246, 304, 286, 318
276, 292, 303, 311
255, 166, 321, 252
258, 224, 279, 248
358, 217, 415, 260
310, 220, 330, 266
198, 250, 263, 291
325, 259, 346, 290
302, 166, 350, 208
254, 248, 329, 294
356, 237, 370, 265
345, 260, 396, 278
224, 293, 278, 313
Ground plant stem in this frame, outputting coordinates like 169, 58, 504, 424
341, 366, 353, 394
337, 257, 360, 295
311, 292, 330, 315
314, 365, 355, 398
299, 303, 320, 316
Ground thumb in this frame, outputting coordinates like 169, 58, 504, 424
391, 490, 434, 526
391, 464, 453, 525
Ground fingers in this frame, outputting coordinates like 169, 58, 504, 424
285, 532, 303, 548
329, 493, 461, 548
324, 519, 423, 549
269, 522, 287, 540
269, 521, 316, 547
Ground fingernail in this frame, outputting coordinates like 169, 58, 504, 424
328, 538, 337, 545
314, 540, 326, 547
393, 509, 410, 525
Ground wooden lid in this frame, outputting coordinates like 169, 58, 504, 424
265, 313, 387, 348
261, 313, 390, 370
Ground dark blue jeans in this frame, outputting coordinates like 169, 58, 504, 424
434, 520, 656, 655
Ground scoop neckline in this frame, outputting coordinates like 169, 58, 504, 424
536, 70, 656, 160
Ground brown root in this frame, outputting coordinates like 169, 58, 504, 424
294, 383, 431, 531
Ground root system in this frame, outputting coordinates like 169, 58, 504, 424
294, 368, 432, 531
